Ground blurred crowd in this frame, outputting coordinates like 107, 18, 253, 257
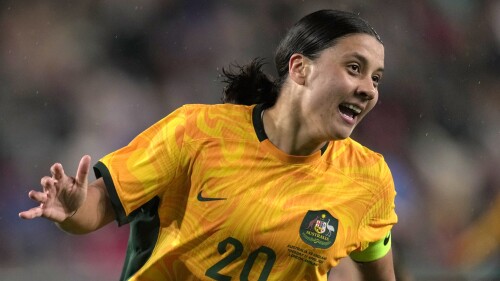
1, 1, 498, 280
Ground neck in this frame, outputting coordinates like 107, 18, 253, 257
262, 103, 327, 156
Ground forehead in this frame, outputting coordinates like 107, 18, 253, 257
321, 34, 385, 69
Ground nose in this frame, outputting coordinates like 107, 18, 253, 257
355, 77, 377, 101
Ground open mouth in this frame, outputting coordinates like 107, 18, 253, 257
338, 103, 362, 120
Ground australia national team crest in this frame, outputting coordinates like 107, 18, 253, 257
299, 210, 338, 249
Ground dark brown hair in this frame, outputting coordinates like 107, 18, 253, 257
221, 9, 381, 107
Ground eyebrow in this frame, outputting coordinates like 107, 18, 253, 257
348, 52, 385, 73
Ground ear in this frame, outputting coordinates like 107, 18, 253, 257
288, 53, 308, 85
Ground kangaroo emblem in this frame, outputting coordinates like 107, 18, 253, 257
307, 216, 319, 230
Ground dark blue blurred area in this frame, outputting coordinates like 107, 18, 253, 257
1, 1, 499, 280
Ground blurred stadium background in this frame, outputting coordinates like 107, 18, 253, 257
1, 1, 499, 280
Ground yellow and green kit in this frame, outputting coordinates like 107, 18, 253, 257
94, 103, 397, 281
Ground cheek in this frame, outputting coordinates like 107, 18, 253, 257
307, 87, 336, 111
369, 95, 379, 109
306, 75, 347, 113
358, 98, 378, 122
318, 93, 340, 115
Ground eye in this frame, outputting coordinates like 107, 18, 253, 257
372, 75, 382, 87
348, 64, 360, 74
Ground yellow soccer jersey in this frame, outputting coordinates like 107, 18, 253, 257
93, 103, 397, 281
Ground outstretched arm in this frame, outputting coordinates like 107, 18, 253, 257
19, 155, 116, 234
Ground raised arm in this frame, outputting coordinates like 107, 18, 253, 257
19, 155, 116, 234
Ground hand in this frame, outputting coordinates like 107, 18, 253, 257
19, 155, 91, 223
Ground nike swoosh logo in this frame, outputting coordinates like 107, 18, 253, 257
197, 191, 227, 202
384, 232, 391, 246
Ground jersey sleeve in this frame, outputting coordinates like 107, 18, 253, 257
94, 106, 187, 225
352, 158, 398, 255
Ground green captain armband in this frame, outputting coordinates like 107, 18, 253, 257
350, 232, 392, 262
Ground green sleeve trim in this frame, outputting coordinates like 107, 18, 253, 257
93, 161, 129, 226
350, 232, 392, 262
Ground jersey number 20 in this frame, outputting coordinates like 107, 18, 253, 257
205, 236, 276, 281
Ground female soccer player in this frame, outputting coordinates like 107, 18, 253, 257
20, 9, 397, 281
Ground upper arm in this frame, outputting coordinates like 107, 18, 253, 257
349, 231, 395, 281
95, 107, 187, 218
354, 248, 395, 281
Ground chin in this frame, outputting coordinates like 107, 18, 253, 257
330, 118, 358, 140
330, 130, 352, 141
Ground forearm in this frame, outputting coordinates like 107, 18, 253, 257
56, 178, 116, 234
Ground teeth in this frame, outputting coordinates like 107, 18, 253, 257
344, 104, 361, 114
